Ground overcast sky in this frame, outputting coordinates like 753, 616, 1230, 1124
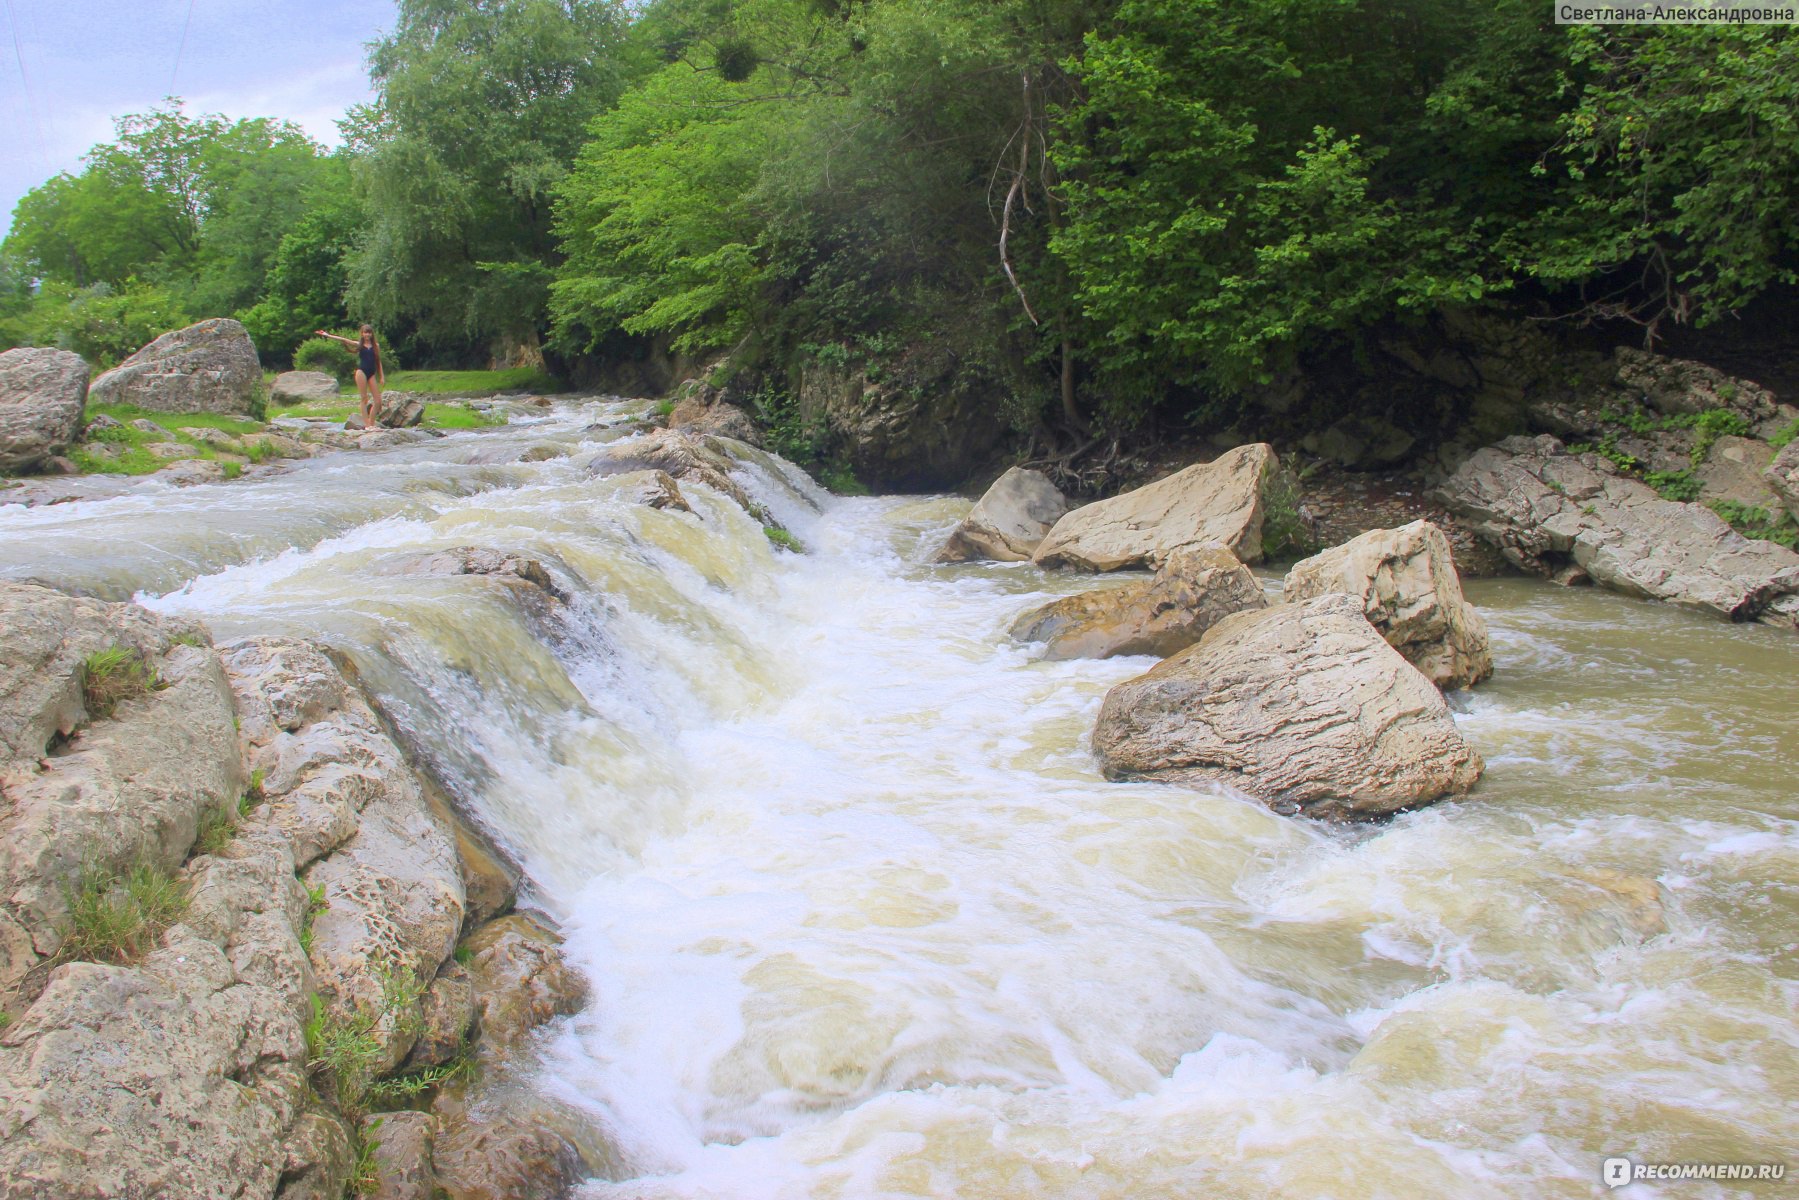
0, 0, 398, 226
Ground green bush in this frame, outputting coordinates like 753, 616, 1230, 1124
293, 337, 356, 384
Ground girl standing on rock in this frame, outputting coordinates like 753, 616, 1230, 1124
314, 325, 384, 428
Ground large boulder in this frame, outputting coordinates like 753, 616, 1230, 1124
1436, 435, 1799, 628
1282, 520, 1493, 690
1695, 435, 1782, 512
1033, 444, 1281, 571
1614, 346, 1784, 427
1092, 594, 1484, 820
270, 370, 340, 404
0, 348, 88, 473
1010, 544, 1267, 660
1764, 441, 1799, 521
934, 467, 1069, 563
88, 318, 263, 415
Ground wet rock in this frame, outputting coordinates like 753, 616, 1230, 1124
241, 430, 313, 459
279, 1109, 356, 1200
1435, 435, 1799, 627
0, 584, 241, 1008
1093, 593, 1484, 820
934, 467, 1069, 564
464, 913, 587, 1055
430, 1094, 590, 1200
387, 547, 568, 603
587, 429, 774, 526
1768, 442, 1799, 521
1570, 868, 1667, 939
613, 468, 692, 513
365, 1110, 437, 1200
1283, 520, 1493, 690
0, 347, 88, 473
667, 390, 761, 446
271, 370, 340, 404
222, 636, 465, 1071
1011, 544, 1267, 661
88, 318, 263, 415
1034, 443, 1281, 571
403, 961, 476, 1071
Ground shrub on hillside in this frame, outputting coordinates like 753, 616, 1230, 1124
294, 336, 356, 384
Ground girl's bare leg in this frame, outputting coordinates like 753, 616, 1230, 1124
356, 370, 372, 427
369, 377, 383, 426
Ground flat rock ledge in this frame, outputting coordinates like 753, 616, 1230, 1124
1283, 520, 1493, 690
1034, 443, 1281, 571
1435, 434, 1799, 628
1093, 594, 1484, 820
1011, 543, 1268, 660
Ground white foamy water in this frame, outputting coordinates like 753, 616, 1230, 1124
3, 400, 1794, 1198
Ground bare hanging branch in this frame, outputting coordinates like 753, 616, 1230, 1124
999, 72, 1040, 327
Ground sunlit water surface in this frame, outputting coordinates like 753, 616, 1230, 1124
2, 399, 1794, 1199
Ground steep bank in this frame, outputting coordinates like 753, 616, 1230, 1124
0, 399, 1795, 1196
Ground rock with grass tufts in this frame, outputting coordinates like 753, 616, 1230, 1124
1033, 443, 1283, 571
934, 467, 1069, 563
0, 347, 89, 473
1435, 434, 1799, 628
88, 318, 263, 415
1767, 441, 1799, 522
1011, 544, 1268, 660
1093, 593, 1484, 820
1282, 520, 1493, 690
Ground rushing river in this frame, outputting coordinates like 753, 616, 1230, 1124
2, 398, 1795, 1199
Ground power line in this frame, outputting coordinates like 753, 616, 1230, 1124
170, 0, 197, 95
1, 0, 49, 170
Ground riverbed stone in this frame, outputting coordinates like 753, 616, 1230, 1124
934, 467, 1069, 563
464, 913, 587, 1056
1282, 520, 1493, 690
385, 546, 568, 603
1093, 593, 1484, 819
366, 1111, 438, 1200
0, 347, 88, 473
272, 370, 340, 404
88, 318, 263, 415
1011, 544, 1267, 660
404, 960, 477, 1071
1034, 443, 1281, 571
1435, 434, 1799, 627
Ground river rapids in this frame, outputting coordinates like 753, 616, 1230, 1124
1, 398, 1794, 1198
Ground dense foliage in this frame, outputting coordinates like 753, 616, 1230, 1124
4, 1, 1796, 430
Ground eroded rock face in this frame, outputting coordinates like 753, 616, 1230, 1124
366, 1110, 437, 1200
223, 637, 465, 1071
934, 467, 1069, 564
1765, 441, 1799, 521
464, 913, 587, 1056
587, 428, 779, 529
611, 468, 692, 513
271, 370, 340, 404
0, 347, 88, 473
0, 584, 241, 1008
1011, 544, 1267, 661
1435, 435, 1799, 628
384, 547, 568, 603
1283, 520, 1493, 690
1093, 594, 1484, 819
1615, 346, 1784, 426
404, 961, 476, 1072
88, 318, 263, 415
1034, 444, 1280, 571
667, 392, 761, 446
1696, 435, 1782, 512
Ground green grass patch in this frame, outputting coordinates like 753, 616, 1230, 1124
363, 368, 558, 396
817, 461, 869, 495
88, 403, 264, 436
62, 860, 187, 964
82, 645, 162, 719
423, 403, 506, 429
193, 804, 237, 858
764, 526, 803, 553
1709, 500, 1798, 548
1644, 469, 1702, 502
304, 962, 425, 1118
1771, 418, 1799, 450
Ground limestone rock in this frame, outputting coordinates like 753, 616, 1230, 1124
365, 1110, 437, 1200
667, 393, 761, 446
1300, 412, 1416, 470
346, 393, 425, 430
1696, 435, 1781, 511
934, 467, 1069, 563
1282, 520, 1493, 689
279, 1109, 356, 1200
430, 1096, 589, 1200
464, 913, 587, 1055
1011, 544, 1267, 660
222, 636, 465, 1071
587, 429, 778, 528
403, 961, 476, 1071
1435, 435, 1799, 627
157, 459, 227, 487
1615, 346, 1781, 424
1034, 444, 1280, 571
1093, 594, 1484, 820
1761, 441, 1798, 521
384, 546, 568, 603
614, 468, 692, 513
145, 440, 199, 459
88, 318, 263, 415
271, 370, 340, 404
0, 347, 88, 472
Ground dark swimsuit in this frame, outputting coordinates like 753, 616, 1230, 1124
359, 343, 379, 376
